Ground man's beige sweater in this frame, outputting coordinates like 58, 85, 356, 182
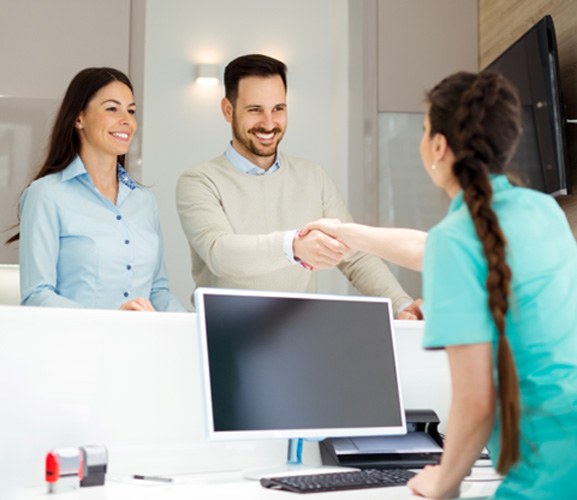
176, 153, 412, 314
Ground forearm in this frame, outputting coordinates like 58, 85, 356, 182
338, 251, 412, 316
177, 177, 293, 279
338, 224, 426, 271
435, 394, 495, 495
434, 344, 496, 496
21, 287, 83, 308
149, 265, 185, 312
150, 289, 187, 312
197, 231, 292, 278
19, 239, 83, 309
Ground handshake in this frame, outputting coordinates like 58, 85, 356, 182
294, 218, 426, 273
293, 218, 427, 321
293, 219, 352, 271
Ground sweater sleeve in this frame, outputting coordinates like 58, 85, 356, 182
318, 171, 414, 314
176, 164, 291, 280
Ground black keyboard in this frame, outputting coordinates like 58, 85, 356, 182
260, 468, 416, 493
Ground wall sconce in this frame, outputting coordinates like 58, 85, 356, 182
195, 63, 220, 86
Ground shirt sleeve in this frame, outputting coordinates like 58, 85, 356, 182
19, 183, 83, 308
422, 227, 496, 348
176, 168, 290, 279
283, 229, 300, 263
147, 195, 187, 313
149, 265, 187, 312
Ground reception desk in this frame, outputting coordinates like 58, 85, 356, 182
0, 305, 496, 498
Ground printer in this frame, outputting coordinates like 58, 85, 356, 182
320, 409, 443, 469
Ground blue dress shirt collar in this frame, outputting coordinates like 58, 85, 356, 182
60, 156, 137, 190
225, 142, 281, 175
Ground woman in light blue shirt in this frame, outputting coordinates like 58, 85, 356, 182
303, 70, 577, 498
8, 67, 184, 312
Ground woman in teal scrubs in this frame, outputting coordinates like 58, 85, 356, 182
302, 70, 577, 498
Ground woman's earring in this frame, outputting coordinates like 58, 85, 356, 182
431, 162, 437, 170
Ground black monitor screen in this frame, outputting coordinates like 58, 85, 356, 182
195, 289, 405, 439
487, 15, 569, 196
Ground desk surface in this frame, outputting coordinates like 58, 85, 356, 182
1, 306, 455, 497
17, 469, 499, 499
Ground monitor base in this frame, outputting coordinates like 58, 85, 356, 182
242, 439, 358, 480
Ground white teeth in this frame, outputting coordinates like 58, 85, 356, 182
255, 132, 274, 140
112, 132, 129, 139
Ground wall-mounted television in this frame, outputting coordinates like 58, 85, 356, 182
487, 15, 570, 197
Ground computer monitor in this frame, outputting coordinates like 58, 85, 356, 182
195, 287, 407, 470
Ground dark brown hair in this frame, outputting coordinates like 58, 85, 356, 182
6, 67, 133, 244
224, 54, 287, 105
427, 70, 522, 474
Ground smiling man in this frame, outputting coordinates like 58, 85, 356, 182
176, 54, 421, 318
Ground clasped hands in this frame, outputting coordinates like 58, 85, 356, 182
294, 218, 424, 321
293, 219, 349, 271
119, 297, 156, 312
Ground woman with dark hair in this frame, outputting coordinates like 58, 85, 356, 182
10, 67, 184, 312
303, 70, 577, 498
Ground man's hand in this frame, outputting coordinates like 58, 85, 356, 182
293, 229, 350, 270
398, 299, 424, 320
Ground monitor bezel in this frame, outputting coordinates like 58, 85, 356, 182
195, 287, 407, 440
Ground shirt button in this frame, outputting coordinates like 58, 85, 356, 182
125, 239, 130, 244
123, 292, 129, 298
126, 264, 132, 270
116, 215, 122, 221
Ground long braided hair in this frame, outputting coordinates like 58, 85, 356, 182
427, 70, 522, 474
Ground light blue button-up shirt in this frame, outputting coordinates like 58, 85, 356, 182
224, 142, 298, 262
19, 156, 185, 311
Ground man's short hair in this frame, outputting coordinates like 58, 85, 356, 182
224, 54, 287, 104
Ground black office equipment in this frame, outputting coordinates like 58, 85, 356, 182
320, 409, 443, 470
487, 15, 570, 196
80, 445, 108, 487
260, 468, 417, 493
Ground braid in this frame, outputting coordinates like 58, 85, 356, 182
452, 73, 520, 475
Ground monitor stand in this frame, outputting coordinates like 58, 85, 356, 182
287, 437, 304, 465
242, 438, 354, 480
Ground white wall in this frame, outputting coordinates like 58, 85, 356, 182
0, 0, 130, 99
140, 0, 350, 308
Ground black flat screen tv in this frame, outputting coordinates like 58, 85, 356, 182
487, 15, 570, 196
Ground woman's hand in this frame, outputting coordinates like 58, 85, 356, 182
301, 220, 426, 271
120, 297, 156, 312
300, 218, 343, 240
407, 465, 460, 499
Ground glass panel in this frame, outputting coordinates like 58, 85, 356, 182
0, 97, 60, 263
378, 112, 449, 298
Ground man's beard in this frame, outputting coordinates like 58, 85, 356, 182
232, 119, 284, 158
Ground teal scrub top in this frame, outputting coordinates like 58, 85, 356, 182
422, 175, 577, 499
